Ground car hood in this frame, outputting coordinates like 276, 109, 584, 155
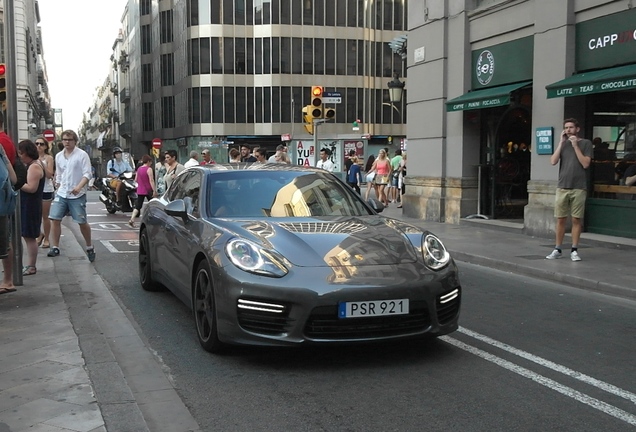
212, 216, 422, 267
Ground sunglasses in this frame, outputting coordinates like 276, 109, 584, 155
36, 142, 47, 146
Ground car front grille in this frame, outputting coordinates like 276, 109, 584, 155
303, 300, 431, 340
237, 298, 294, 335
436, 288, 461, 325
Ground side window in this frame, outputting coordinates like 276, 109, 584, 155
166, 172, 190, 201
182, 172, 202, 217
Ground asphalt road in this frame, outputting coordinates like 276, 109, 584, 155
69, 192, 636, 431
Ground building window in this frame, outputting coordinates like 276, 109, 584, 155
325, 0, 335, 26
200, 38, 211, 74
142, 102, 153, 131
235, 0, 246, 25
271, 0, 280, 24
160, 10, 173, 43
224, 87, 235, 123
303, 38, 313, 75
281, 86, 291, 123
280, 37, 291, 74
212, 37, 222, 73
235, 38, 246, 74
212, 87, 223, 123
292, 38, 302, 74
201, 87, 211, 123
224, 37, 235, 74
142, 64, 152, 93
162, 96, 175, 128
271, 37, 280, 74
313, 39, 324, 75
325, 39, 335, 75
336, 39, 346, 75
140, 0, 151, 16
281, 0, 290, 24
141, 25, 151, 55
187, 0, 198, 26
223, 0, 234, 24
161, 54, 174, 86
236, 87, 246, 123
191, 88, 201, 123
247, 87, 255, 123
271, 86, 280, 123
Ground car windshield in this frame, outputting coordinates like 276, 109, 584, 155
206, 169, 373, 218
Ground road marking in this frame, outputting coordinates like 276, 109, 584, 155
100, 239, 139, 253
441, 336, 636, 426
458, 327, 636, 404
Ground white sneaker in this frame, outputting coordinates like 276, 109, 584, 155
545, 249, 562, 260
570, 251, 581, 261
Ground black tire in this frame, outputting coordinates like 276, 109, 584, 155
193, 260, 225, 353
139, 229, 160, 291
107, 206, 117, 214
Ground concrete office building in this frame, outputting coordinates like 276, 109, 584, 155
405, 0, 636, 239
106, 0, 408, 169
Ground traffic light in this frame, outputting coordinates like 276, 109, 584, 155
302, 105, 314, 135
310, 86, 323, 118
324, 107, 336, 120
0, 64, 6, 111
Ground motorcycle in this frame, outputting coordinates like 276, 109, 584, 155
99, 170, 138, 214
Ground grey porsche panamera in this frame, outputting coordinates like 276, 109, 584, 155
138, 163, 461, 353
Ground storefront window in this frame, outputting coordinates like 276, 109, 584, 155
589, 91, 636, 201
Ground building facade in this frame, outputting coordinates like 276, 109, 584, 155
0, 0, 54, 142
92, 0, 409, 169
405, 0, 636, 239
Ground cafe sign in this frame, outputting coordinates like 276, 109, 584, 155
576, 8, 636, 71
535, 127, 554, 155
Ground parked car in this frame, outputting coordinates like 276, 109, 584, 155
138, 164, 461, 353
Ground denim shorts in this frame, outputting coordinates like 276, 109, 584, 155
49, 194, 88, 224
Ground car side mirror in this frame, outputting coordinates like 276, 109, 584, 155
165, 199, 189, 223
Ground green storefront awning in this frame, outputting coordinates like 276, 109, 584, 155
546, 64, 636, 98
446, 81, 532, 112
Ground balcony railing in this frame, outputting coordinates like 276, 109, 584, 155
119, 88, 130, 102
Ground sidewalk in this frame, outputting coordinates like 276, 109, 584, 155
382, 203, 636, 300
0, 233, 200, 432
1, 200, 634, 431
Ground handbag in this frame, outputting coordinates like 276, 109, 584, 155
376, 174, 389, 185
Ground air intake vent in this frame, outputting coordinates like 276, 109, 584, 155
237, 298, 293, 335
436, 288, 461, 325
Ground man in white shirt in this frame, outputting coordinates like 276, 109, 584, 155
47, 130, 95, 262
184, 150, 200, 168
315, 148, 335, 172
268, 144, 286, 163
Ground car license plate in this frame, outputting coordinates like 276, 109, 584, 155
338, 299, 409, 318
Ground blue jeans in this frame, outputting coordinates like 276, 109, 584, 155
49, 194, 88, 224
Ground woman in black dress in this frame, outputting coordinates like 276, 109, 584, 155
18, 140, 44, 275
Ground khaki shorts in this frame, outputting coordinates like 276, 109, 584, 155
555, 188, 587, 219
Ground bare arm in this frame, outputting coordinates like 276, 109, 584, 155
147, 167, 157, 195
570, 137, 591, 169
21, 163, 43, 193
1, 147, 17, 184
550, 131, 567, 165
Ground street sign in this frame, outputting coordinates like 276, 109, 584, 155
152, 137, 162, 149
43, 129, 55, 142
323, 92, 341, 104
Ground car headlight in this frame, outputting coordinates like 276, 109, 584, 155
225, 238, 289, 278
422, 234, 450, 270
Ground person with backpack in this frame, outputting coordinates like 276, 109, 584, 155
0, 113, 18, 294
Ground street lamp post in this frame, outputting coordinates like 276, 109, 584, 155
387, 72, 405, 104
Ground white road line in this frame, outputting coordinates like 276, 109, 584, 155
100, 240, 137, 253
458, 327, 636, 404
440, 336, 636, 426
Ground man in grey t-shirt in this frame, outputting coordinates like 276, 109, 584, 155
546, 118, 593, 262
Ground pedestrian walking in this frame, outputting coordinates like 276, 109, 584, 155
545, 118, 593, 262
397, 152, 407, 208
163, 149, 185, 190
128, 155, 157, 227
316, 148, 335, 172
155, 152, 167, 195
184, 150, 200, 168
18, 140, 45, 276
346, 156, 362, 194
47, 130, 96, 262
35, 136, 54, 249
367, 149, 391, 206
0, 113, 17, 294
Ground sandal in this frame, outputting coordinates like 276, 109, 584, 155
36, 233, 45, 246
22, 266, 37, 276
127, 220, 136, 228
41, 241, 50, 249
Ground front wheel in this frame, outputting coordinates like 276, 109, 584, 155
106, 206, 117, 214
139, 229, 160, 291
193, 260, 225, 353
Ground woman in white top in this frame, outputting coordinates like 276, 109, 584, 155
35, 136, 55, 248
